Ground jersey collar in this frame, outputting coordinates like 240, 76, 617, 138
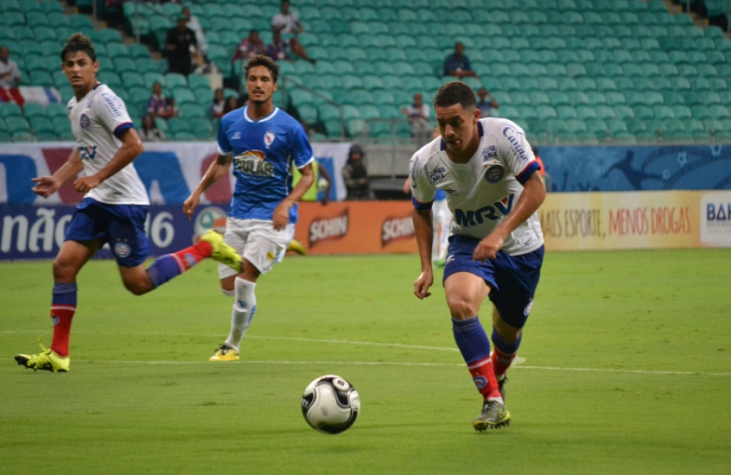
244, 106, 279, 123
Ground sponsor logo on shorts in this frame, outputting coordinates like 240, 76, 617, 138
472, 376, 488, 390
234, 150, 274, 177
524, 298, 534, 317
445, 254, 455, 264
264, 131, 275, 148
80, 113, 90, 129
309, 208, 349, 248
484, 165, 505, 184
52, 316, 59, 326
381, 214, 414, 248
114, 242, 131, 258
266, 251, 275, 261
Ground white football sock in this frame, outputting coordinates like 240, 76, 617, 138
224, 277, 257, 352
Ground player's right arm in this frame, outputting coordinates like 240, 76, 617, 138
409, 154, 437, 299
31, 148, 83, 198
183, 154, 232, 219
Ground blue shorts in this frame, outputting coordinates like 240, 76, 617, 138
443, 234, 544, 329
65, 197, 150, 267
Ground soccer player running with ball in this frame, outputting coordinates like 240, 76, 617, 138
410, 82, 546, 430
15, 34, 242, 373
183, 55, 315, 361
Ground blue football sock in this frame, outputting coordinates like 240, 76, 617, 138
146, 255, 182, 289
452, 316, 491, 365
491, 328, 522, 355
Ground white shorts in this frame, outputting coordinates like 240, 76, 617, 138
218, 218, 295, 279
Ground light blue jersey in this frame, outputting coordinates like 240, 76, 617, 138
217, 106, 314, 223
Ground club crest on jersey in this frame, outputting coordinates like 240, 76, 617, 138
80, 114, 90, 129
234, 150, 274, 177
484, 165, 505, 184
264, 131, 275, 148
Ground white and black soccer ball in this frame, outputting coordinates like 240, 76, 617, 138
301, 375, 360, 434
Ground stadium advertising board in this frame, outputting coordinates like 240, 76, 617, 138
540, 191, 731, 250
0, 141, 352, 205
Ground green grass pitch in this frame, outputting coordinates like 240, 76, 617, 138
1, 249, 730, 475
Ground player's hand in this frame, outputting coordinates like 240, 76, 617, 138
272, 202, 291, 230
320, 195, 329, 206
73, 174, 102, 194
413, 270, 433, 300
473, 233, 505, 262
31, 176, 60, 198
183, 191, 201, 220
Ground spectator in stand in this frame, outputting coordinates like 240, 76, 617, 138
267, 30, 314, 63
476, 87, 499, 118
147, 82, 173, 118
165, 15, 197, 76
0, 46, 21, 88
271, 0, 304, 35
223, 96, 239, 114
233, 30, 267, 63
181, 6, 207, 57
210, 88, 225, 118
165, 97, 179, 118
401, 92, 432, 147
444, 42, 477, 79
139, 114, 166, 142
343, 144, 370, 200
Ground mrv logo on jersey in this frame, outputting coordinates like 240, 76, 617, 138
79, 145, 97, 160
309, 208, 349, 248
234, 150, 274, 177
454, 194, 515, 227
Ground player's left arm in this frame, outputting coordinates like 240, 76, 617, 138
272, 123, 315, 230
473, 172, 545, 261
273, 162, 313, 230
73, 128, 144, 193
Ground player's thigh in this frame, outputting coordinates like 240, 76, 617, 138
443, 272, 490, 320
489, 247, 544, 330
218, 218, 249, 283
107, 204, 150, 268
53, 239, 102, 281
241, 222, 293, 275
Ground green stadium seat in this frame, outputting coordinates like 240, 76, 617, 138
107, 42, 129, 58
23, 103, 47, 119
69, 14, 92, 29
633, 78, 655, 92
614, 106, 635, 119
46, 104, 67, 119
113, 58, 137, 74
30, 116, 56, 137
98, 71, 122, 88
710, 78, 728, 90
179, 103, 206, 119
6, 116, 30, 134
123, 72, 145, 89
654, 105, 674, 120
635, 106, 654, 120
188, 75, 210, 91
164, 73, 187, 89
29, 70, 54, 87
167, 118, 191, 135
172, 88, 196, 105
663, 92, 685, 106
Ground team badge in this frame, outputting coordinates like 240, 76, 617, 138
472, 376, 487, 390
485, 165, 505, 183
80, 114, 90, 129
114, 242, 131, 258
264, 131, 275, 148
524, 298, 534, 317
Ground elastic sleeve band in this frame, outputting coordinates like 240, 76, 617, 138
113, 122, 134, 138
516, 161, 540, 186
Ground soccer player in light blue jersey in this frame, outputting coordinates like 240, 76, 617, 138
184, 55, 315, 361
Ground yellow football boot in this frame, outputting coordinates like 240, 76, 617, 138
286, 238, 307, 255
200, 230, 243, 273
209, 344, 240, 362
15, 337, 70, 373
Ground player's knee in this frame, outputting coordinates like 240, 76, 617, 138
52, 258, 77, 281
123, 279, 153, 296
446, 295, 478, 320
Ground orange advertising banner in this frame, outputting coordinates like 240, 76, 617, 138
293, 201, 418, 255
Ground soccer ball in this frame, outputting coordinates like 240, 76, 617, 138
301, 375, 360, 434
317, 177, 329, 192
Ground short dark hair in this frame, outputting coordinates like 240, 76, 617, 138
61, 33, 96, 62
434, 81, 476, 110
245, 54, 280, 83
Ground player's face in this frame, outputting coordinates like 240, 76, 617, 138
246, 65, 278, 105
435, 104, 480, 155
61, 51, 98, 91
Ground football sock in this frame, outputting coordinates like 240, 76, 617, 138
491, 328, 522, 380
452, 316, 503, 402
224, 277, 257, 351
50, 283, 77, 357
146, 241, 212, 288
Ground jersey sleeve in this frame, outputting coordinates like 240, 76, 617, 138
216, 118, 233, 156
95, 89, 134, 139
289, 122, 314, 170
495, 120, 540, 185
409, 153, 436, 210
